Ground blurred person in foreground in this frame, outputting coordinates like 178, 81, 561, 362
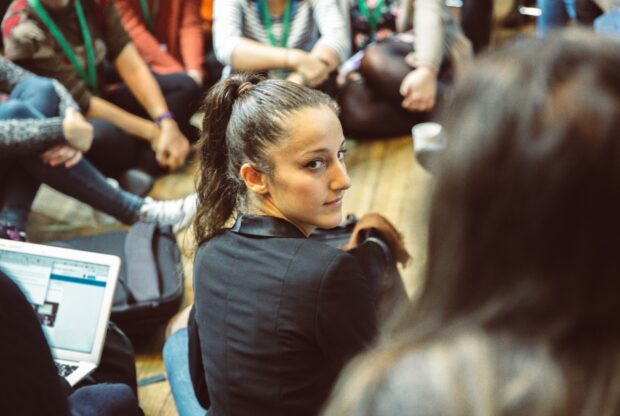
323, 29, 620, 416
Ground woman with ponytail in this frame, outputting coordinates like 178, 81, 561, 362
163, 73, 408, 416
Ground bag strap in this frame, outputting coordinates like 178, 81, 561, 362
125, 222, 161, 302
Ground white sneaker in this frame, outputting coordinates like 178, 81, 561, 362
138, 193, 198, 233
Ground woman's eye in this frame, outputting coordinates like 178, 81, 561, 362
337, 149, 347, 161
305, 159, 325, 170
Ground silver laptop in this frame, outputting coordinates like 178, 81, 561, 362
0, 239, 121, 386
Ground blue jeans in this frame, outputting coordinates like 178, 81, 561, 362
0, 77, 143, 229
537, 0, 577, 37
163, 329, 208, 416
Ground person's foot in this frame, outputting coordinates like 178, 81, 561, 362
118, 169, 155, 197
0, 223, 27, 241
138, 193, 198, 233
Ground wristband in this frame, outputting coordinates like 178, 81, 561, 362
155, 111, 174, 125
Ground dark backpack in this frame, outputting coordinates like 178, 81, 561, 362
50, 223, 184, 342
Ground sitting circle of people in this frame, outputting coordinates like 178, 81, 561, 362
0, 0, 619, 413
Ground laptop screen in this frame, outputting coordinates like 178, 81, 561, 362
0, 250, 110, 354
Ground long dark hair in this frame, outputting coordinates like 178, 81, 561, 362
193, 73, 338, 244
324, 29, 620, 416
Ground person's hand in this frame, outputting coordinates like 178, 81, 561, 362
186, 69, 203, 87
342, 213, 411, 266
399, 67, 438, 112
39, 144, 83, 168
12, 21, 45, 42
286, 72, 305, 85
152, 119, 190, 170
62, 108, 93, 152
288, 49, 330, 87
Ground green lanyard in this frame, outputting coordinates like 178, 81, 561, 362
139, 0, 155, 33
28, 0, 98, 95
357, 0, 385, 40
258, 0, 292, 47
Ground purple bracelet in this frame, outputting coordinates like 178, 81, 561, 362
155, 111, 174, 125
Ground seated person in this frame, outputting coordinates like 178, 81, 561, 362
338, 0, 471, 138
323, 29, 620, 415
115, 0, 205, 86
0, 270, 142, 415
2, 0, 199, 195
0, 57, 196, 241
212, 0, 350, 89
162, 74, 409, 416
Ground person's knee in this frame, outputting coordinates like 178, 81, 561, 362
360, 45, 385, 78
69, 384, 140, 415
0, 100, 39, 119
29, 76, 56, 96
338, 83, 377, 137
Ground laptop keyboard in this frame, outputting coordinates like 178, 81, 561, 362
55, 362, 79, 378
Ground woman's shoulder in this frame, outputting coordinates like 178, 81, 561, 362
327, 330, 563, 416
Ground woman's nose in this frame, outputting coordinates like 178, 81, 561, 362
331, 159, 351, 191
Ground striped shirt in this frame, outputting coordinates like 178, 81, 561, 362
213, 0, 350, 77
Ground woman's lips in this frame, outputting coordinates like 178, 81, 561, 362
324, 196, 343, 207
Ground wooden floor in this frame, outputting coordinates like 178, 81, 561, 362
26, 1, 534, 412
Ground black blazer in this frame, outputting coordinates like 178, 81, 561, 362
188, 215, 384, 416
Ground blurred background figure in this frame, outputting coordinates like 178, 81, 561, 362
2, 0, 196, 196
115, 0, 205, 87
337, 0, 472, 139
212, 0, 350, 90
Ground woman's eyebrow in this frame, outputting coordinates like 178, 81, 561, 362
301, 140, 347, 157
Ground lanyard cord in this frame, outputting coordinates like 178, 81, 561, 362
357, 0, 385, 40
139, 0, 154, 32
258, 0, 292, 47
29, 0, 98, 95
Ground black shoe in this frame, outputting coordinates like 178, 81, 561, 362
118, 169, 155, 197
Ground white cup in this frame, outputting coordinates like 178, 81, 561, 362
411, 122, 445, 171
412, 122, 444, 151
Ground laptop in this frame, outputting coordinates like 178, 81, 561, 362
0, 239, 121, 386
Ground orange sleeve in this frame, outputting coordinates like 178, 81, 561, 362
200, 0, 213, 32
115, 0, 183, 74
179, 0, 205, 72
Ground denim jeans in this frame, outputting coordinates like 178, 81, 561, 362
163, 329, 208, 416
0, 77, 143, 229
537, 0, 577, 36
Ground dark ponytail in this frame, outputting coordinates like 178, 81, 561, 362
194, 73, 338, 244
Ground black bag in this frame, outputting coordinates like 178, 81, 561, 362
50, 223, 184, 341
311, 214, 407, 323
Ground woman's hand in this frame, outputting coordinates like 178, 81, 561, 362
399, 67, 438, 112
288, 49, 330, 87
343, 213, 411, 266
61, 108, 93, 152
152, 119, 190, 170
39, 145, 83, 168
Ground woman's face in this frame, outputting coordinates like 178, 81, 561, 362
260, 106, 350, 235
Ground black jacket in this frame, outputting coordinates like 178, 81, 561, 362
189, 215, 383, 416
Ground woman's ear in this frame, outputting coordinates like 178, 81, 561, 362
240, 163, 269, 195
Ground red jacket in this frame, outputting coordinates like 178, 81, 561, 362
116, 0, 204, 74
